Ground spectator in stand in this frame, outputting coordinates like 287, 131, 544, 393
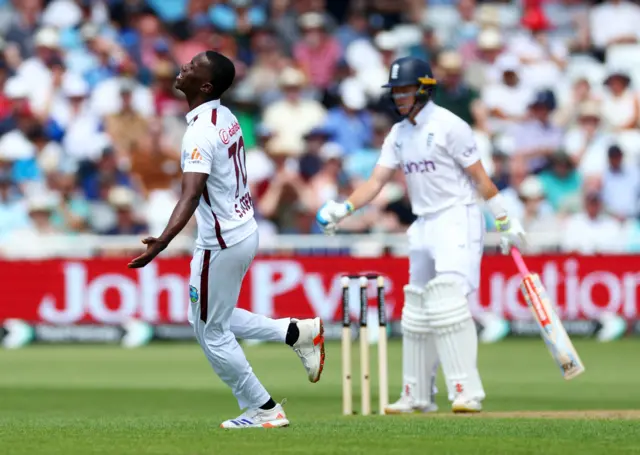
256, 136, 314, 232
509, 7, 568, 92
323, 80, 372, 156
553, 78, 599, 129
262, 67, 326, 153
335, 9, 369, 51
464, 27, 505, 92
602, 145, 640, 221
562, 190, 623, 254
271, 0, 337, 55
12, 194, 60, 237
210, 0, 267, 35
453, 0, 480, 48
517, 175, 557, 236
104, 80, 149, 161
564, 101, 613, 176
81, 146, 131, 201
482, 54, 533, 134
344, 115, 390, 185
538, 152, 582, 214
601, 71, 639, 132
408, 23, 440, 63
15, 27, 62, 91
128, 122, 180, 236
237, 27, 290, 107
299, 126, 331, 181
90, 55, 154, 118
508, 90, 563, 172
173, 14, 214, 67
50, 171, 90, 233
150, 60, 185, 149
589, 0, 640, 55
102, 186, 148, 235
0, 169, 28, 240
294, 12, 342, 91
433, 50, 486, 130
309, 142, 346, 211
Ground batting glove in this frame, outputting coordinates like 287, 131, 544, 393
496, 217, 526, 255
316, 200, 354, 235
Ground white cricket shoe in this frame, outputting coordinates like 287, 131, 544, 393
292, 317, 325, 383
451, 396, 482, 413
220, 403, 289, 429
384, 395, 438, 414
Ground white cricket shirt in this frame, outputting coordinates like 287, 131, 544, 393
181, 99, 257, 250
377, 101, 480, 216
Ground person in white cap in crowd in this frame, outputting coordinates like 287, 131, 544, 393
16, 27, 62, 88
432, 50, 488, 131
481, 53, 534, 134
52, 75, 103, 164
103, 185, 149, 235
262, 67, 326, 151
464, 27, 506, 91
517, 175, 557, 236
294, 12, 342, 90
553, 77, 599, 129
317, 56, 526, 414
323, 79, 372, 155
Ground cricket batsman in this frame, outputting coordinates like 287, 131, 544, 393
316, 57, 526, 413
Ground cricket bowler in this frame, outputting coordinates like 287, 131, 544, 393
128, 51, 325, 428
316, 57, 526, 413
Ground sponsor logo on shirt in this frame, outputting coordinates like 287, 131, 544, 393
186, 147, 205, 165
403, 160, 436, 175
219, 121, 241, 145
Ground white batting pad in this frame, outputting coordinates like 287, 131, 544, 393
401, 285, 439, 408
423, 276, 485, 402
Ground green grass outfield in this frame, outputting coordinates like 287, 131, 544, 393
1, 340, 639, 455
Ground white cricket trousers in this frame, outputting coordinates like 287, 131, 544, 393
187, 230, 289, 409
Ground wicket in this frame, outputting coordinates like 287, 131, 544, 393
341, 274, 389, 416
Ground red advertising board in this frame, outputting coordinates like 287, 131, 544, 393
0, 255, 638, 324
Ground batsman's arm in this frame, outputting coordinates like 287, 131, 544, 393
464, 160, 505, 221
345, 165, 395, 211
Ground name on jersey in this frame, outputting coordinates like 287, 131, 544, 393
403, 160, 436, 175
235, 190, 253, 218
220, 121, 241, 144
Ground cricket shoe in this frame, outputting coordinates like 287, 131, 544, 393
220, 403, 289, 429
292, 317, 325, 383
384, 395, 438, 415
451, 396, 482, 413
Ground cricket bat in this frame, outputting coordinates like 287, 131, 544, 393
511, 247, 585, 380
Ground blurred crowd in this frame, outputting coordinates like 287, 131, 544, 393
1, 0, 640, 256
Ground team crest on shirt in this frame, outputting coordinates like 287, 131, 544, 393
189, 285, 199, 303
426, 132, 434, 148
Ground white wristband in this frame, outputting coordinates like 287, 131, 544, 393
486, 193, 508, 220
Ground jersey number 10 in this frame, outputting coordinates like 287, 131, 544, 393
228, 136, 247, 198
